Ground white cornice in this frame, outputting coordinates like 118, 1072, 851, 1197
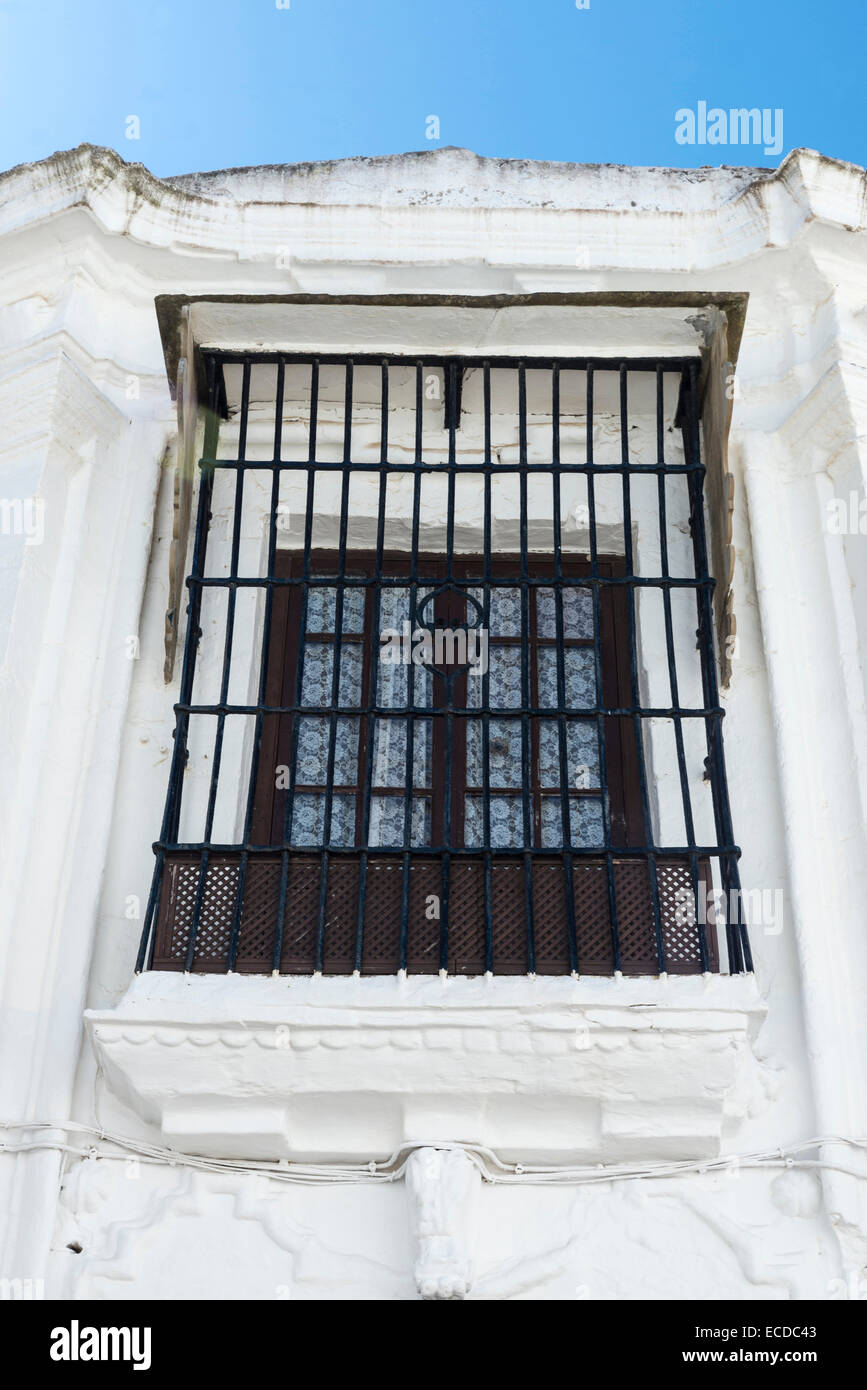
0, 145, 865, 273
86, 972, 769, 1164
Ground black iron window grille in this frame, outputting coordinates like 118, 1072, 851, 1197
138, 352, 752, 978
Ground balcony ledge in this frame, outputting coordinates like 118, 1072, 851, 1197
85, 971, 770, 1165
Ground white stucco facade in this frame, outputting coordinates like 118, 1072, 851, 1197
1, 143, 866, 1300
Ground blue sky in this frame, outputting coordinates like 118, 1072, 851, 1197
0, 0, 863, 177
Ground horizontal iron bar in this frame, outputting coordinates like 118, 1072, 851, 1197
282, 785, 603, 796
154, 834, 739, 856
175, 702, 725, 718
208, 352, 701, 371
201, 458, 705, 476
188, 575, 715, 590
156, 841, 741, 858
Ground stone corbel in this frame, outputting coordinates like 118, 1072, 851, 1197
406, 1147, 481, 1301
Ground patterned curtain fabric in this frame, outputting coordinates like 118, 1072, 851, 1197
290, 579, 603, 849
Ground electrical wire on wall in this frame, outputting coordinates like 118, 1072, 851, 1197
1, 1119, 865, 1188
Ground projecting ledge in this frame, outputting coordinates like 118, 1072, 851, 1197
85, 972, 770, 1165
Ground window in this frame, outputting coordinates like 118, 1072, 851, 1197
142, 353, 749, 978
252, 551, 638, 851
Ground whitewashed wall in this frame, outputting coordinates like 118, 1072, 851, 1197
0, 145, 865, 1300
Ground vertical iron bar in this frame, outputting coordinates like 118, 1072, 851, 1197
182, 367, 224, 972
586, 364, 622, 972
684, 362, 751, 971
620, 363, 665, 972
552, 363, 579, 973
482, 362, 493, 974
399, 363, 424, 971
440, 360, 457, 973
354, 360, 389, 971
217, 361, 250, 969
228, 357, 285, 974
655, 365, 707, 971
517, 363, 536, 973
271, 359, 320, 971
316, 359, 353, 971
137, 356, 220, 972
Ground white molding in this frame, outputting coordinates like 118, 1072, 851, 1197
1, 146, 865, 273
0, 347, 169, 1281
86, 972, 769, 1165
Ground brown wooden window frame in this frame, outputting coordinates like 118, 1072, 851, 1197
252, 549, 644, 854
